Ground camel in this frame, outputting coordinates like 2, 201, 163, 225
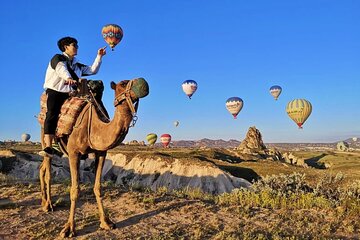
39, 78, 149, 237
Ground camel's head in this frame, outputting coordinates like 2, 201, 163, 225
111, 77, 149, 101
112, 78, 149, 117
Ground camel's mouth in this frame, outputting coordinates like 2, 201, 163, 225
130, 77, 149, 99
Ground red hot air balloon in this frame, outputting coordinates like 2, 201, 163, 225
160, 134, 172, 148
101, 24, 123, 51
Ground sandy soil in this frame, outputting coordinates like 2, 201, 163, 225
0, 182, 242, 239
1, 180, 359, 240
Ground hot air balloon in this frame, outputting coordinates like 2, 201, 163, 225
286, 99, 312, 129
174, 121, 179, 127
353, 137, 358, 142
269, 85, 282, 100
101, 24, 123, 51
160, 134, 171, 148
146, 133, 157, 146
21, 133, 31, 142
182, 80, 198, 99
226, 97, 243, 119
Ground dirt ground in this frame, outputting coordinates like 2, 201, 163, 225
0, 181, 244, 240
1, 180, 359, 240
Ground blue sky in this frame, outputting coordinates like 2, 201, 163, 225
0, 0, 359, 143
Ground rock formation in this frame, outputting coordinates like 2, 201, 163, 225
234, 126, 308, 167
238, 126, 267, 154
337, 141, 349, 151
0, 150, 251, 195
282, 152, 306, 167
235, 126, 269, 161
104, 153, 251, 194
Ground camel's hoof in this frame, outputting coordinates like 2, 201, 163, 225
60, 222, 76, 238
41, 199, 47, 207
42, 201, 54, 212
100, 218, 116, 230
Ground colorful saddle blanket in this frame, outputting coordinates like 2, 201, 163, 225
38, 93, 88, 137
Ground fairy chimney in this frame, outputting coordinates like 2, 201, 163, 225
238, 126, 267, 154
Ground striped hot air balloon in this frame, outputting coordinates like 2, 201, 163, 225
181, 80, 198, 99
269, 85, 282, 100
225, 97, 243, 119
286, 99, 312, 129
160, 134, 171, 148
146, 133, 157, 146
101, 24, 123, 51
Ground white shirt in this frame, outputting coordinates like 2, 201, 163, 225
43, 52, 102, 93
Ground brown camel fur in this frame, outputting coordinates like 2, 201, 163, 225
39, 79, 144, 237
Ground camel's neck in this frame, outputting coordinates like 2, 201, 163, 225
88, 102, 133, 151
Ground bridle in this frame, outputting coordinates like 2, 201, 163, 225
113, 79, 139, 127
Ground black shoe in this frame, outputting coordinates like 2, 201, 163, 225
52, 144, 63, 157
39, 147, 63, 158
39, 147, 55, 157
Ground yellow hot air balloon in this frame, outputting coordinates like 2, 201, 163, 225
101, 24, 123, 51
146, 133, 157, 146
286, 99, 312, 129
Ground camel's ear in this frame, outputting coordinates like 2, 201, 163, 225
110, 81, 116, 90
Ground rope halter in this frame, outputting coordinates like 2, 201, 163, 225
113, 80, 139, 127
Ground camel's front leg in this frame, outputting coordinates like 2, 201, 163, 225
39, 156, 53, 212
60, 152, 80, 238
94, 153, 115, 230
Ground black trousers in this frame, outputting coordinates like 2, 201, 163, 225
44, 89, 69, 134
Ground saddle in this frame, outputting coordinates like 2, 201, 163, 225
38, 79, 108, 137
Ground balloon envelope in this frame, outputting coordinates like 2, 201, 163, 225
160, 134, 171, 147
182, 80, 197, 99
21, 133, 30, 142
269, 85, 282, 100
286, 99, 312, 129
226, 97, 243, 119
101, 24, 123, 50
174, 121, 179, 127
146, 133, 157, 145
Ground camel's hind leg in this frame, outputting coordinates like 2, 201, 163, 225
39, 127, 53, 212
94, 152, 115, 230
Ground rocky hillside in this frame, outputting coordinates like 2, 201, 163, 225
0, 150, 251, 195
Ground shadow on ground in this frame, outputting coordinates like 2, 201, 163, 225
304, 153, 328, 169
218, 165, 260, 182
115, 200, 197, 228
